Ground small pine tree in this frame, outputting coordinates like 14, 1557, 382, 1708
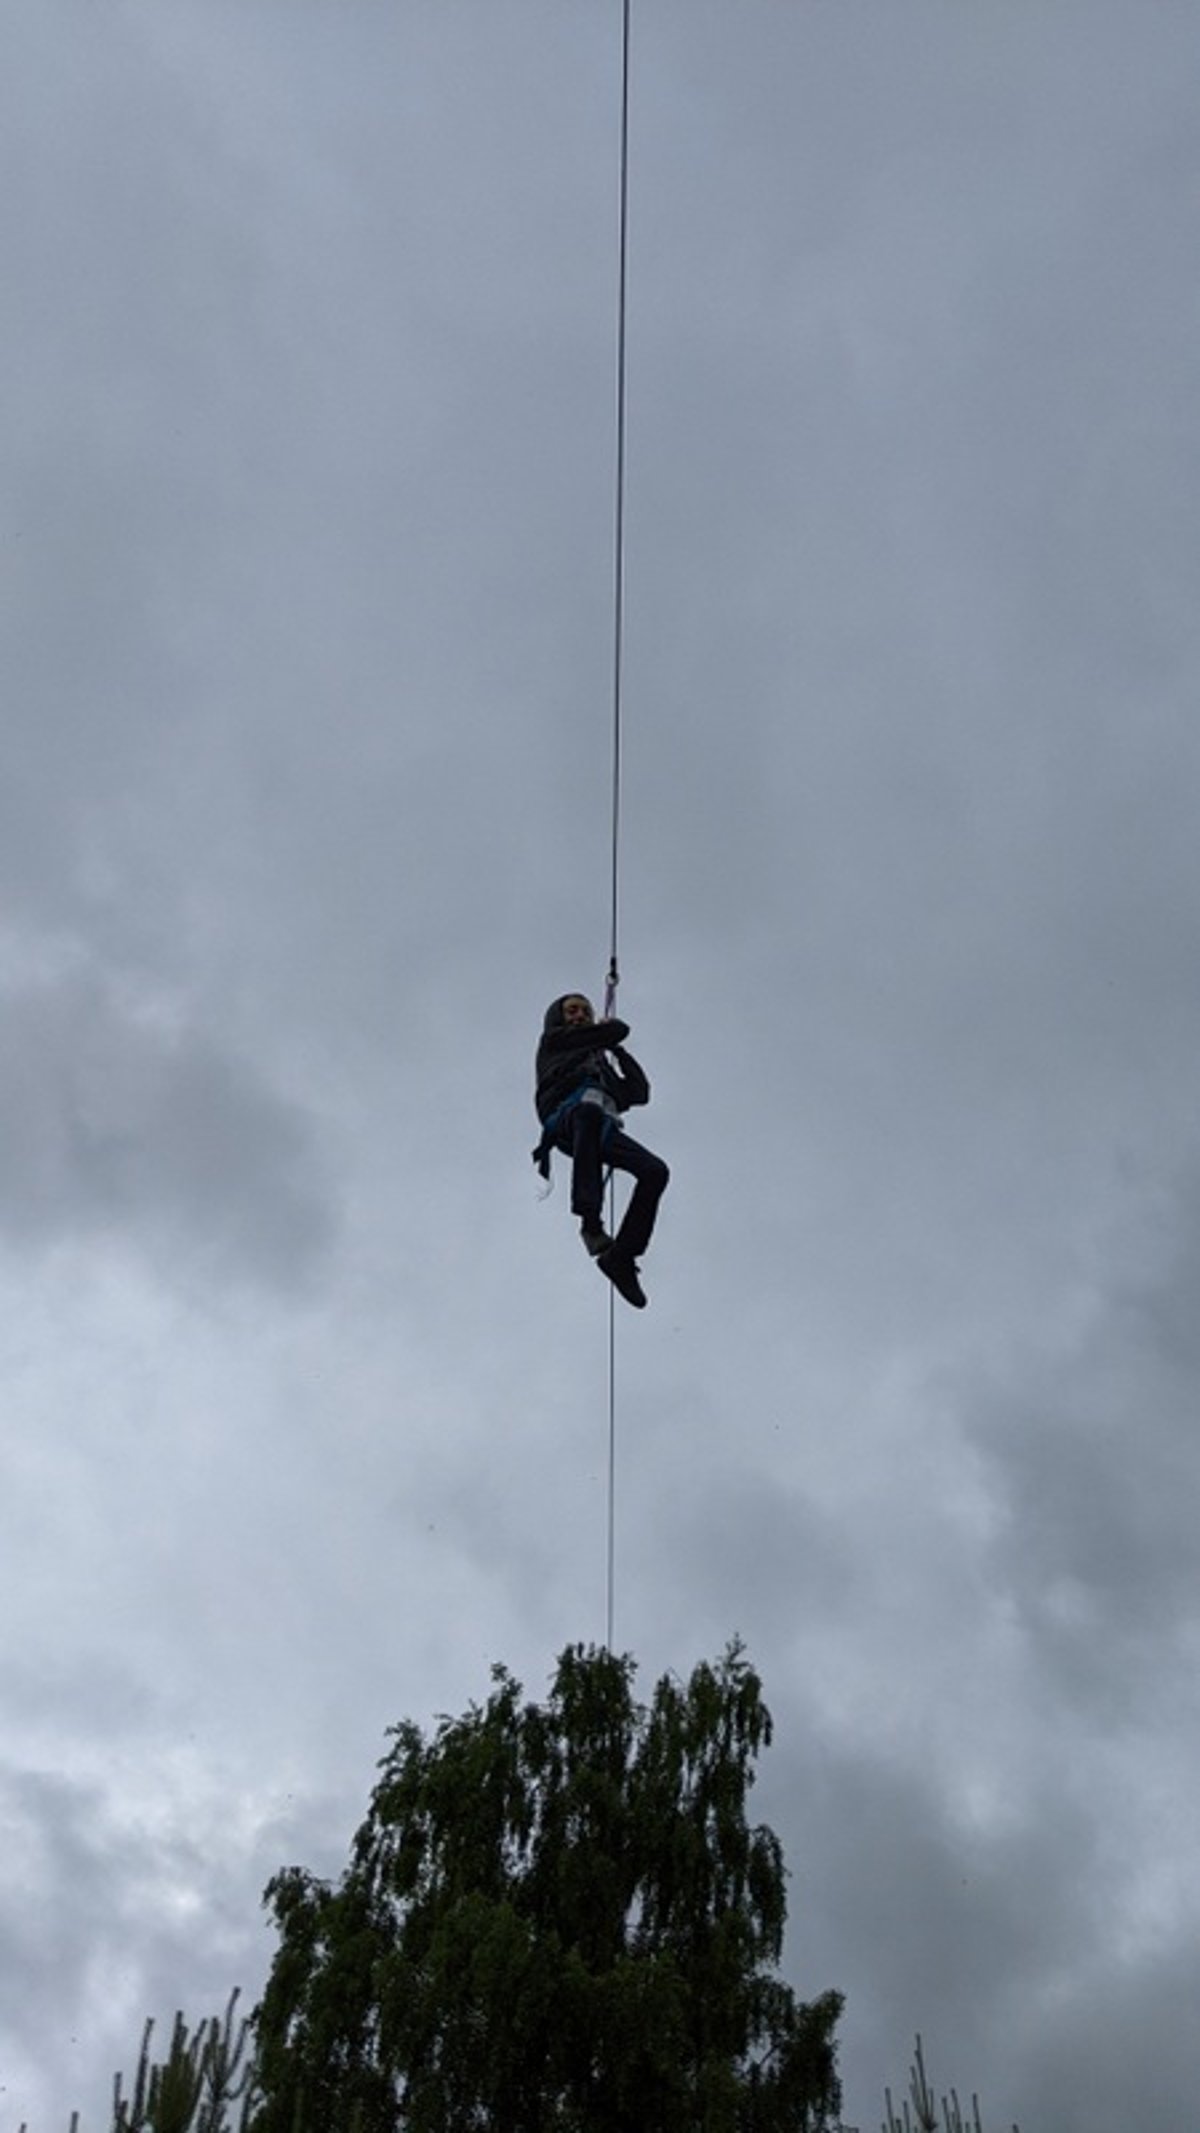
882, 2035, 1020, 2133
17, 1992, 256, 2133
18, 1994, 256, 2133
110, 1990, 256, 2133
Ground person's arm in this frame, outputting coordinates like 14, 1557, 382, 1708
609, 1044, 650, 1108
542, 1017, 630, 1059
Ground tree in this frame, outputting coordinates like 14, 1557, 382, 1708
250, 1640, 843, 2132
881, 2036, 1020, 2133
109, 1992, 257, 2133
18, 1992, 257, 2133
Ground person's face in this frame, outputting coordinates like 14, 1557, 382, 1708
562, 996, 594, 1028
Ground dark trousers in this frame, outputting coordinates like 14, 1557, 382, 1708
555, 1103, 669, 1260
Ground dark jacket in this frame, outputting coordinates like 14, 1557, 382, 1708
534, 997, 650, 1123
531, 997, 651, 1176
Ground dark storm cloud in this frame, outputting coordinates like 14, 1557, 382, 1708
0, 966, 334, 1290
0, 1767, 156, 2059
4, 0, 629, 1038
969, 1164, 1200, 1716
1014, 1937, 1200, 2133
0, 1755, 330, 2126
753, 1162, 1200, 2127
4, 3, 1200, 2131
767, 1735, 1200, 2133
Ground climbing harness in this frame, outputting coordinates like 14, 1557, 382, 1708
532, 1083, 618, 1183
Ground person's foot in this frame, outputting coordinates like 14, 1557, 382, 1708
598, 1244, 647, 1308
580, 1222, 613, 1258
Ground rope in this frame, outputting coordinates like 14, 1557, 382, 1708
603, 0, 631, 1030
605, 1276, 617, 1650
604, 0, 632, 1650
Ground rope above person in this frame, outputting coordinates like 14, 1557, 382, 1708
532, 993, 668, 1310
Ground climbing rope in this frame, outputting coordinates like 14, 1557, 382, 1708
604, 0, 632, 1652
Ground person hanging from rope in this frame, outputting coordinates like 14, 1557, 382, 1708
532, 993, 668, 1310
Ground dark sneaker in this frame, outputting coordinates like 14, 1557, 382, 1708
580, 1222, 613, 1258
598, 1244, 647, 1308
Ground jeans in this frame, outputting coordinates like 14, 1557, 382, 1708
554, 1102, 669, 1259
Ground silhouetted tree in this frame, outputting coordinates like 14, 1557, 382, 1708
18, 1992, 256, 2133
881, 2035, 1020, 2133
251, 1640, 843, 2131
111, 1992, 256, 2133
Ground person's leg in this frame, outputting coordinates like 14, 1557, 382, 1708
559, 1103, 607, 1234
604, 1129, 669, 1261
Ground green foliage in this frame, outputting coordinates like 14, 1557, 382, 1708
251, 1640, 843, 2132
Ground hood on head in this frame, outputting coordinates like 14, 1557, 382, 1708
543, 995, 589, 1033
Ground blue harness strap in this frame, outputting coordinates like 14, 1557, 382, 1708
532, 1085, 617, 1180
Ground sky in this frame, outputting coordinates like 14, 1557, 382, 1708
2, 1, 1200, 2126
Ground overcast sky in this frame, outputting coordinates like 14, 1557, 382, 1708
3, 3, 1200, 2127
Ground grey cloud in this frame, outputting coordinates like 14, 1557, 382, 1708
630, 1447, 851, 1663
766, 1736, 1195, 2133
0, 1767, 152, 2053
0, 1650, 158, 1740
1013, 1935, 1200, 2133
0, 1756, 324, 2129
0, 965, 334, 1290
969, 1167, 1200, 1712
3, 5, 1200, 2132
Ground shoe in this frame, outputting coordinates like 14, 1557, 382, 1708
580, 1223, 613, 1258
598, 1244, 647, 1309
